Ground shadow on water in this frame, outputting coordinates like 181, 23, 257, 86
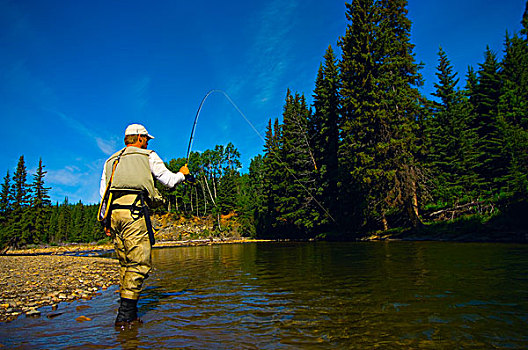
1, 241, 528, 349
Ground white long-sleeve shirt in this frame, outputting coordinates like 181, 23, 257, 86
100, 150, 185, 198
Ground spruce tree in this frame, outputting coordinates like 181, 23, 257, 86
30, 158, 51, 243
338, 0, 380, 232
58, 197, 71, 242
311, 45, 340, 226
427, 47, 478, 205
10, 156, 31, 246
260, 118, 283, 237
471, 48, 505, 196
11, 156, 31, 211
339, 0, 425, 230
277, 90, 320, 235
498, 21, 528, 196
0, 171, 11, 245
0, 171, 11, 219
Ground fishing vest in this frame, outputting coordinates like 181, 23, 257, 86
104, 147, 162, 204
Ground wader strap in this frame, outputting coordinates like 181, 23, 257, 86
98, 148, 127, 224
139, 192, 156, 246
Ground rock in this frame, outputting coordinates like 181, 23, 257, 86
25, 309, 41, 317
75, 315, 91, 322
76, 305, 90, 312
0, 255, 119, 322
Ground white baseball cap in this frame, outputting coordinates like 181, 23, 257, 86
124, 124, 155, 139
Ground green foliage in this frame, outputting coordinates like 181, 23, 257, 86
0, 157, 106, 248
310, 45, 340, 227
3, 1, 528, 245
425, 47, 479, 205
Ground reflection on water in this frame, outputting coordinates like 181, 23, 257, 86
1, 242, 527, 349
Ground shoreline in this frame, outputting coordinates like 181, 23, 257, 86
0, 238, 268, 323
0, 255, 119, 322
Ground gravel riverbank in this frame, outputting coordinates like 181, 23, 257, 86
0, 255, 119, 322
0, 238, 263, 323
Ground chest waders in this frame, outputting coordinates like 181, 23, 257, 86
110, 191, 156, 246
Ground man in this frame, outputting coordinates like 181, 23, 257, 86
99, 123, 191, 326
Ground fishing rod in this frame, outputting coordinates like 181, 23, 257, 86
185, 89, 336, 223
185, 89, 263, 164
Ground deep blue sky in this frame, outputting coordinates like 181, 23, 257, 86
1, 0, 525, 204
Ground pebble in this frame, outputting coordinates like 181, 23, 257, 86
0, 255, 119, 322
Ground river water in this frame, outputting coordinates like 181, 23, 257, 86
1, 241, 527, 349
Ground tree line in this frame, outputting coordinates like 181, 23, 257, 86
242, 0, 528, 239
2, 0, 527, 247
0, 156, 104, 248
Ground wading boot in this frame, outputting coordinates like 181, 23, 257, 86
115, 298, 141, 327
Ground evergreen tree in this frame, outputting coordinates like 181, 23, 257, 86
237, 155, 265, 236
311, 45, 340, 226
0, 171, 11, 245
260, 118, 283, 237
216, 170, 239, 216
30, 158, 51, 243
0, 171, 11, 219
11, 156, 31, 211
48, 203, 60, 243
427, 47, 478, 204
338, 0, 380, 232
57, 197, 71, 242
10, 156, 31, 246
339, 0, 424, 231
470, 47, 505, 196
275, 90, 320, 235
498, 23, 528, 196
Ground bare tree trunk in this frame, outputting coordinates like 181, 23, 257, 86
212, 176, 217, 201
204, 175, 216, 206
200, 180, 208, 215
189, 190, 194, 213
195, 186, 199, 217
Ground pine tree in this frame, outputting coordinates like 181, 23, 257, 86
238, 155, 265, 236
260, 118, 283, 237
0, 171, 11, 219
58, 197, 71, 242
427, 47, 478, 205
30, 158, 51, 243
275, 90, 320, 235
11, 156, 31, 211
9, 156, 31, 246
0, 171, 11, 245
216, 169, 238, 216
338, 0, 380, 232
339, 0, 425, 231
470, 47, 505, 196
498, 19, 528, 196
311, 45, 340, 226
48, 203, 60, 243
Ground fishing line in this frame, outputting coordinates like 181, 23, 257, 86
186, 89, 264, 164
186, 89, 336, 223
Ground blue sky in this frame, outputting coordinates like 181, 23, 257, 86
1, 0, 525, 204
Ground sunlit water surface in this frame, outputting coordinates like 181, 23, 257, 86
1, 242, 527, 349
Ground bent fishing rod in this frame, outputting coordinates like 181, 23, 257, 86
185, 89, 336, 223
185, 89, 263, 164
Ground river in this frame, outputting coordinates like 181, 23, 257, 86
1, 241, 527, 349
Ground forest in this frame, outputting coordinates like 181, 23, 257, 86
1, 0, 527, 247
